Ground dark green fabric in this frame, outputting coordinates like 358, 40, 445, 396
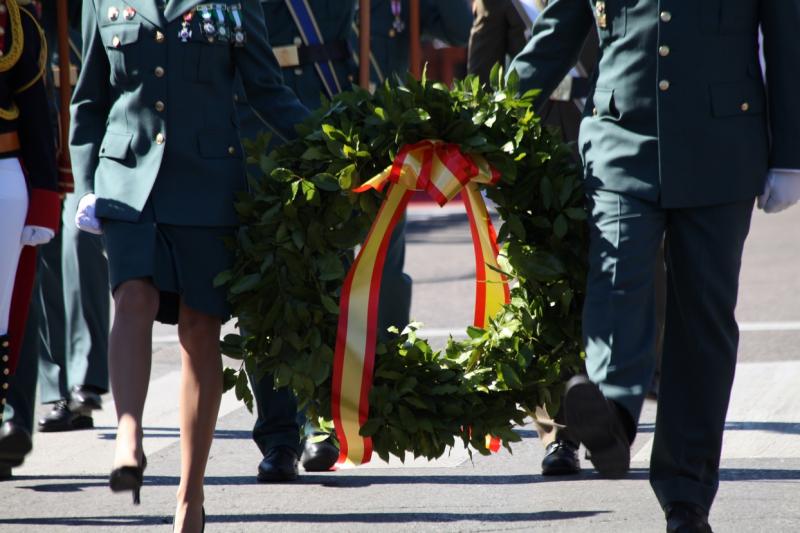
235, 0, 356, 131
583, 189, 753, 512
103, 202, 235, 324
70, 0, 310, 225
357, 0, 472, 84
509, 0, 799, 208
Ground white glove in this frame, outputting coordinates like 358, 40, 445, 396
20, 226, 55, 247
75, 193, 103, 235
757, 168, 800, 214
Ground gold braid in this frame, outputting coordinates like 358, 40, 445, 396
0, 0, 24, 71
14, 4, 47, 94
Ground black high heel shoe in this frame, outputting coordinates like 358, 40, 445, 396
109, 452, 147, 505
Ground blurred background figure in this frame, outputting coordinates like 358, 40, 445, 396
467, 0, 596, 476
0, 0, 109, 481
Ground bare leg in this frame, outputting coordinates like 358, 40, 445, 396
173, 301, 222, 533
109, 279, 159, 469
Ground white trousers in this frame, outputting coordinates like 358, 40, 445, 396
0, 157, 28, 335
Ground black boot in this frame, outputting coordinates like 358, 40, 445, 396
301, 435, 339, 472
38, 400, 94, 432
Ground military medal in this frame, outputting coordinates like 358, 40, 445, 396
389, 0, 404, 38
595, 1, 607, 29
230, 5, 246, 47
179, 11, 193, 42
214, 5, 229, 42
107, 6, 119, 21
123, 6, 136, 20
199, 6, 217, 42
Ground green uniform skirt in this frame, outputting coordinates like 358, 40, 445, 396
103, 203, 234, 325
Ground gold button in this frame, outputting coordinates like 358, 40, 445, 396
1, 341, 7, 348
659, 45, 670, 57
741, 102, 750, 112
228, 146, 236, 155
155, 133, 165, 144
1, 355, 7, 362
112, 35, 121, 48
155, 31, 165, 43
154, 66, 165, 77
0, 5, 7, 14
659, 79, 670, 91
0, 27, 6, 36
660, 11, 672, 23
2, 383, 8, 390
3, 369, 8, 375
155, 101, 165, 112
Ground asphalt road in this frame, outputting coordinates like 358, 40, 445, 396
0, 204, 798, 532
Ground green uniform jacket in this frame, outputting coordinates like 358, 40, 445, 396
360, 0, 472, 83
509, 0, 800, 208
70, 0, 310, 225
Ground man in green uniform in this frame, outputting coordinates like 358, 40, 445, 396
234, 0, 357, 482
238, 0, 472, 482
509, 1, 800, 530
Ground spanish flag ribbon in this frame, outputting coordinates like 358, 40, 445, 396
332, 140, 511, 466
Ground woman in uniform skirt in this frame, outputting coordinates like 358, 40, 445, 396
0, 0, 60, 428
70, 1, 308, 530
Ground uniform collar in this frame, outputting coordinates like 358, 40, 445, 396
163, 0, 206, 23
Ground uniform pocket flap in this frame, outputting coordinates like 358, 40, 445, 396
591, 87, 620, 118
99, 131, 133, 160
197, 130, 240, 158
710, 81, 764, 118
99, 23, 141, 48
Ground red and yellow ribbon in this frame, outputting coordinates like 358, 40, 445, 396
332, 140, 511, 465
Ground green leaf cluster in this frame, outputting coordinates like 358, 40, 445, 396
219, 68, 587, 462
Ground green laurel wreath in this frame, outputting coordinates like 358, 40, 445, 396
218, 67, 588, 461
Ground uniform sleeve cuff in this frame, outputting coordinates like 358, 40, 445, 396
25, 189, 62, 232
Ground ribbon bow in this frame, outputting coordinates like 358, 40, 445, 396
332, 140, 510, 465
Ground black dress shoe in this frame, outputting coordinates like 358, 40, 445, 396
301, 437, 339, 472
541, 439, 580, 476
257, 446, 299, 482
666, 502, 713, 533
0, 422, 33, 467
68, 385, 104, 412
564, 375, 631, 478
0, 463, 11, 481
38, 400, 94, 432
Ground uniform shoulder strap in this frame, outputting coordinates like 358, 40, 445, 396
283, 0, 343, 98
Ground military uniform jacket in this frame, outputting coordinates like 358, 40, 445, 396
509, 0, 800, 208
70, 0, 310, 226
0, 0, 60, 229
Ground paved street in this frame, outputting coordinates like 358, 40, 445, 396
0, 204, 798, 532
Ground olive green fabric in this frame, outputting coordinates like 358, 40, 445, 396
70, 0, 310, 226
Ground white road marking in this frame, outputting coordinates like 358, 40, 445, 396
633, 361, 800, 462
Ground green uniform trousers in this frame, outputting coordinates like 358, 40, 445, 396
583, 189, 753, 512
3, 193, 110, 430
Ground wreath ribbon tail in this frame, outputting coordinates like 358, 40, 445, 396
332, 183, 413, 466
462, 183, 511, 328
